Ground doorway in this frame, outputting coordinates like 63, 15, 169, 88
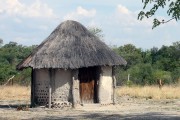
78, 66, 100, 103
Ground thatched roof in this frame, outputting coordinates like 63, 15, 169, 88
17, 20, 126, 70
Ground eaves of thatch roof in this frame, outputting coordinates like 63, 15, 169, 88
17, 20, 127, 70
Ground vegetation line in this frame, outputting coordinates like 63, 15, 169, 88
0, 41, 179, 86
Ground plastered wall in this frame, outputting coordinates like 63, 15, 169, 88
34, 69, 72, 107
51, 69, 72, 104
33, 67, 113, 107
34, 69, 50, 105
98, 66, 113, 104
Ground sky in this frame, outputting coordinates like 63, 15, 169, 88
0, 0, 179, 49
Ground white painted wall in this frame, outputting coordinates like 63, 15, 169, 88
98, 66, 113, 104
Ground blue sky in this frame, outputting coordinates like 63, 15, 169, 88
0, 0, 179, 49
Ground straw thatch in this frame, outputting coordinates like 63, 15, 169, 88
17, 20, 126, 70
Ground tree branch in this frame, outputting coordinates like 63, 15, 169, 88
161, 18, 175, 24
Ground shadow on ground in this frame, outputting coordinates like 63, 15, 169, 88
0, 104, 29, 109
39, 112, 180, 120
0, 102, 179, 120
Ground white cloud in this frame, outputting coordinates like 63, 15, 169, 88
115, 5, 137, 26
0, 0, 56, 18
115, 4, 152, 27
64, 6, 96, 20
117, 4, 130, 14
77, 6, 96, 17
116, 4, 178, 29
0, 9, 3, 14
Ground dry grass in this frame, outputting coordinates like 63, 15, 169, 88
116, 85, 180, 100
0, 85, 180, 101
0, 85, 30, 100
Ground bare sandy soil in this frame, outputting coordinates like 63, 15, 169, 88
0, 96, 179, 120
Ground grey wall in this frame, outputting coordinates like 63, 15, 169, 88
34, 69, 72, 107
34, 69, 49, 105
51, 69, 72, 104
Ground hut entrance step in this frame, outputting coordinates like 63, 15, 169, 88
78, 66, 100, 104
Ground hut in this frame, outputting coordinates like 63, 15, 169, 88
17, 20, 127, 108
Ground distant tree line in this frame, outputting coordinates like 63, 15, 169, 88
114, 42, 180, 86
0, 40, 179, 86
0, 41, 37, 85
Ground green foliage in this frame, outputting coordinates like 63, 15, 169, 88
0, 41, 36, 85
152, 70, 172, 84
115, 67, 128, 85
15, 68, 32, 86
114, 44, 143, 69
126, 80, 133, 87
0, 38, 3, 47
127, 63, 154, 85
171, 67, 180, 83
0, 40, 179, 86
88, 27, 104, 40
114, 42, 180, 86
138, 0, 180, 29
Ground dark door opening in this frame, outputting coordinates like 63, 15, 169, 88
78, 66, 100, 103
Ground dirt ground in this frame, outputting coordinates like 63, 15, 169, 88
0, 96, 179, 120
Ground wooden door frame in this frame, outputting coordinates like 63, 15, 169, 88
78, 66, 100, 104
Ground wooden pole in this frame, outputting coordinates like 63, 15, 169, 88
72, 76, 75, 108
48, 69, 52, 109
112, 66, 116, 105
112, 75, 116, 105
31, 69, 35, 107
3, 75, 15, 86
11, 78, 13, 86
48, 84, 52, 108
72, 70, 80, 108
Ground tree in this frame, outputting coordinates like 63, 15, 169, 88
152, 70, 172, 84
150, 47, 159, 64
0, 38, 3, 47
138, 0, 180, 29
88, 27, 104, 40
128, 63, 153, 85
0, 42, 36, 85
115, 44, 143, 69
113, 42, 179, 86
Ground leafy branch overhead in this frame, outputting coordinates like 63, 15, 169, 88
138, 0, 180, 29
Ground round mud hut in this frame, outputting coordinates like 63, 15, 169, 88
17, 20, 127, 108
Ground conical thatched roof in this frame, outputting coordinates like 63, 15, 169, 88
17, 20, 126, 70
